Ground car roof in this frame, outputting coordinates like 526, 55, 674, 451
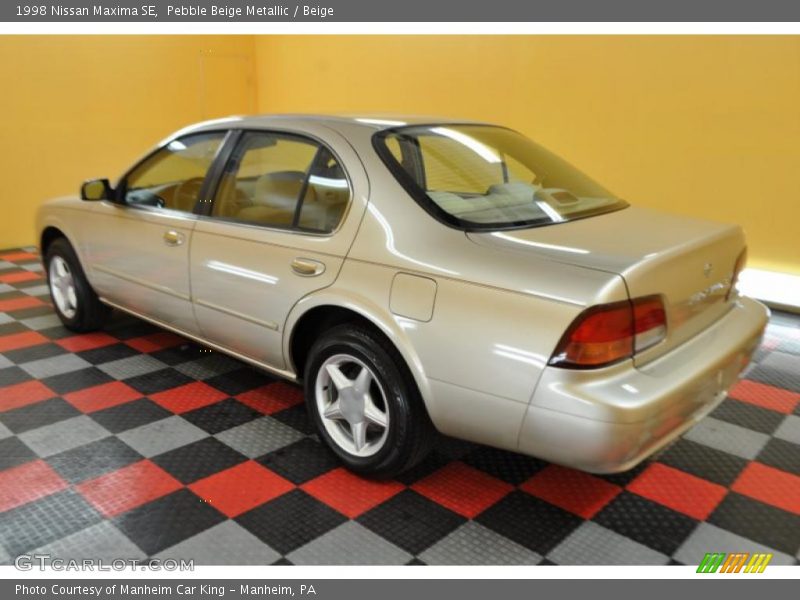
177, 113, 491, 136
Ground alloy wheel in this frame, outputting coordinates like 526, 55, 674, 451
49, 256, 78, 319
314, 353, 390, 457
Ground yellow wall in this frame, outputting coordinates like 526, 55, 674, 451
2, 36, 798, 275
255, 36, 800, 275
0, 36, 255, 248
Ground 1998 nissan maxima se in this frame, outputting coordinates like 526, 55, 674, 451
37, 115, 769, 477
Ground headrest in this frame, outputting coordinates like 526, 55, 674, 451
255, 170, 307, 209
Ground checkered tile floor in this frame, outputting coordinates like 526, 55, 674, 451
1, 247, 799, 566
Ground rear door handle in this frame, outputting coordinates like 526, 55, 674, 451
291, 258, 325, 277
163, 230, 184, 246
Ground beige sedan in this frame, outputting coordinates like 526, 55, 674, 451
36, 115, 769, 476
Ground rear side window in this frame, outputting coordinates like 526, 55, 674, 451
374, 125, 627, 231
212, 131, 350, 233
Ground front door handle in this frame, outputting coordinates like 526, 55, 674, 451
163, 230, 184, 246
291, 257, 325, 277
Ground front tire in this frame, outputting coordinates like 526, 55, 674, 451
304, 324, 436, 478
45, 237, 110, 332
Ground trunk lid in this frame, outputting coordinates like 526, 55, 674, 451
467, 206, 745, 366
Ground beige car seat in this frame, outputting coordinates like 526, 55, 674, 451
214, 167, 348, 232
232, 170, 311, 226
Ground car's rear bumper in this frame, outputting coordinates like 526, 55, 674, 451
518, 296, 769, 473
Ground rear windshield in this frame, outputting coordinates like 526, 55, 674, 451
373, 125, 627, 231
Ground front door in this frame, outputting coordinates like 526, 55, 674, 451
84, 131, 228, 334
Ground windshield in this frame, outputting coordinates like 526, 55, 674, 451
373, 125, 627, 231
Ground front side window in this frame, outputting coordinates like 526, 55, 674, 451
121, 132, 226, 212
374, 125, 627, 230
212, 131, 349, 233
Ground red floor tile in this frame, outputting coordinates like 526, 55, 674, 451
56, 332, 118, 353
125, 332, 185, 353
236, 383, 304, 415
189, 460, 294, 518
0, 297, 44, 313
731, 462, 800, 516
0, 380, 56, 412
520, 464, 622, 519
0, 330, 48, 353
149, 381, 228, 414
63, 381, 142, 413
0, 271, 41, 284
303, 467, 405, 518
0, 251, 39, 262
412, 461, 513, 518
627, 463, 728, 520
0, 460, 68, 512
76, 460, 182, 517
728, 380, 799, 414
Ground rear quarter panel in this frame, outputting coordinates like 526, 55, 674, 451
285, 256, 629, 448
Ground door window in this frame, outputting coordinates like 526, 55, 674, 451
121, 132, 226, 212
212, 131, 349, 233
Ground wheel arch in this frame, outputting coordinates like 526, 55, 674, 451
37, 214, 93, 285
40, 225, 69, 257
284, 294, 433, 406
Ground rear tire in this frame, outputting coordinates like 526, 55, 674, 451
304, 323, 436, 478
45, 237, 110, 332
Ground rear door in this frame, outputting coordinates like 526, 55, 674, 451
85, 131, 229, 334
189, 126, 368, 370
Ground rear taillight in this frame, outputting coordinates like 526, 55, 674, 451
726, 247, 747, 301
549, 296, 667, 369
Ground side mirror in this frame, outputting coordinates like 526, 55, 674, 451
80, 178, 113, 201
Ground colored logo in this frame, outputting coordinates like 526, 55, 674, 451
697, 552, 772, 573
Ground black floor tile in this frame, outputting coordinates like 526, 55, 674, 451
462, 446, 548, 485
182, 398, 261, 435
76, 343, 139, 366
38, 325, 75, 340
123, 369, 193, 396
257, 437, 340, 485
89, 399, 172, 434
205, 367, 272, 396
708, 492, 800, 556
358, 489, 466, 555
593, 491, 698, 556
113, 489, 226, 556
0, 366, 32, 388
152, 437, 247, 484
41, 367, 113, 395
0, 398, 80, 434
712, 398, 786, 435
47, 436, 143, 483
746, 365, 800, 394
0, 321, 28, 337
271, 404, 314, 435
104, 319, 161, 341
394, 450, 452, 486
656, 438, 749, 487
476, 491, 583, 555
150, 344, 207, 366
3, 343, 67, 365
11, 305, 54, 320
236, 489, 347, 555
0, 436, 37, 470
597, 462, 651, 487
756, 438, 800, 476
0, 490, 103, 556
